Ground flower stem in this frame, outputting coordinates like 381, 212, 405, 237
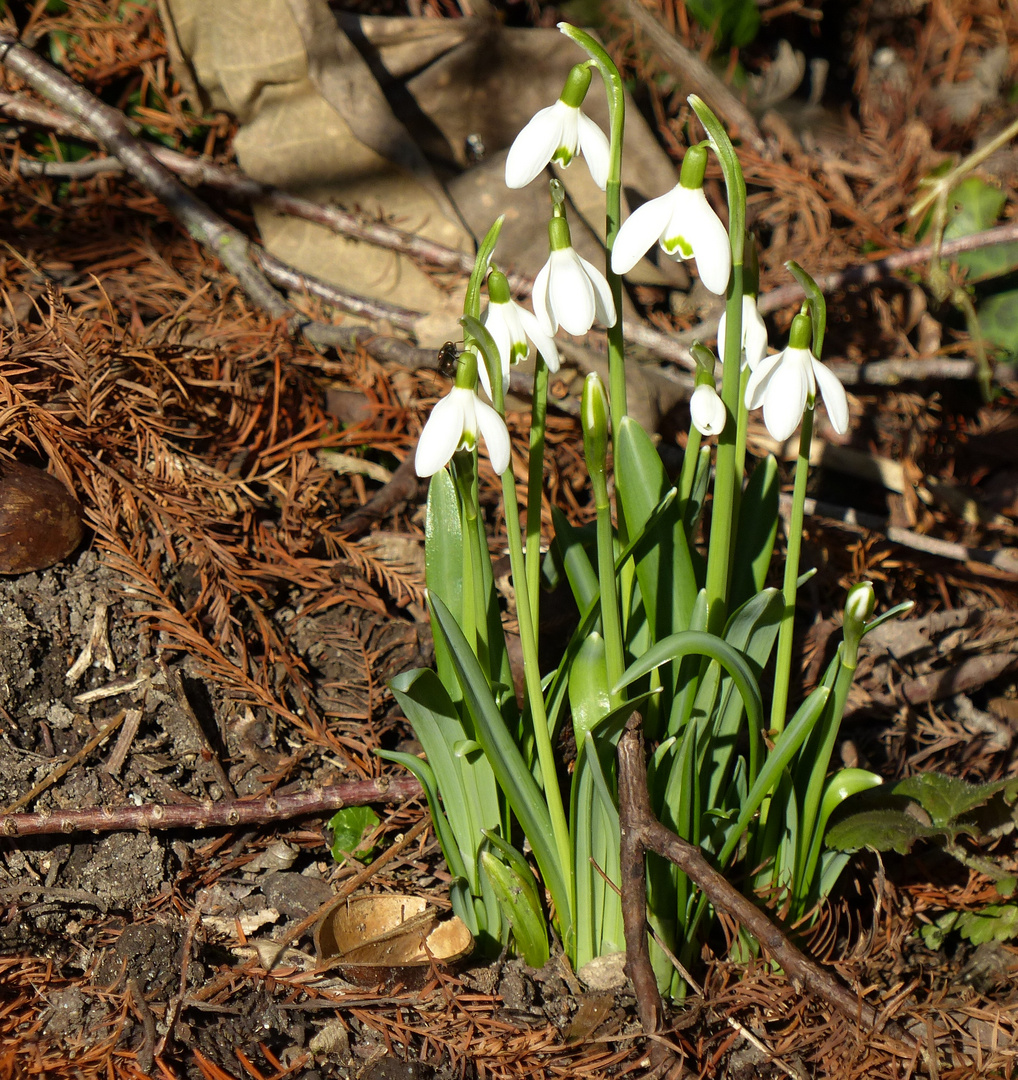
690, 96, 746, 633
770, 405, 814, 733
558, 23, 627, 444
526, 356, 550, 640
501, 465, 574, 929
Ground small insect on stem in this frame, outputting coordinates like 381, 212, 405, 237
437, 341, 460, 377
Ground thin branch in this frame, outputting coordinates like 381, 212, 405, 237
0, 33, 289, 320
0, 33, 410, 357
0, 776, 422, 838
615, 0, 767, 155
252, 248, 423, 331
617, 716, 915, 1048
337, 442, 424, 538
757, 221, 1018, 314
780, 492, 1018, 574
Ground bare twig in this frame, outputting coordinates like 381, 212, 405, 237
757, 221, 1018, 315
780, 493, 1018, 575
0, 711, 126, 815
615, 0, 767, 154
337, 444, 424, 538
0, 33, 412, 357
0, 34, 290, 319
618, 714, 669, 1070
252, 248, 423, 331
0, 775, 422, 838
617, 716, 915, 1048
155, 888, 205, 1061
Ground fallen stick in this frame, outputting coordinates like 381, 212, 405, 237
0, 33, 420, 359
0, 776, 423, 838
617, 715, 915, 1053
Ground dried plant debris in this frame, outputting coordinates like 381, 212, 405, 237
0, 0, 1014, 1077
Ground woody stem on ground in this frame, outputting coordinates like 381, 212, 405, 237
0, 776, 423, 838
617, 715, 915, 1047
0, 32, 365, 354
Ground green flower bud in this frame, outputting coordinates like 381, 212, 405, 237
560, 63, 593, 109
843, 581, 875, 668
678, 144, 708, 191
787, 312, 813, 351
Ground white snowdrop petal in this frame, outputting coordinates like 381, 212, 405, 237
577, 253, 617, 328
742, 298, 769, 369
474, 398, 512, 474
744, 350, 783, 411
415, 392, 466, 476
762, 355, 810, 442
550, 251, 596, 336
532, 260, 555, 334
611, 191, 676, 275
690, 385, 726, 436
576, 111, 610, 189
518, 307, 561, 371
555, 105, 581, 160
812, 359, 850, 434
505, 106, 565, 189
682, 200, 731, 295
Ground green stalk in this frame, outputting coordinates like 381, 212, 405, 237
557, 23, 627, 444
769, 405, 813, 733
771, 265, 827, 733
502, 464, 574, 925
690, 96, 746, 633
526, 355, 550, 641
462, 315, 573, 929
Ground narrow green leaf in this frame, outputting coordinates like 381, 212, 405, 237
730, 455, 779, 608
376, 749, 469, 888
616, 417, 697, 650
551, 507, 599, 613
429, 594, 571, 940
480, 851, 550, 967
616, 630, 764, 740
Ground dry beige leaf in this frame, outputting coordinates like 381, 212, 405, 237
314, 894, 473, 980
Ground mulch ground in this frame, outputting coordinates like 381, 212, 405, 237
0, 1, 1017, 1077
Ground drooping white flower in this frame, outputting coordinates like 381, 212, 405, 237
717, 294, 769, 370
479, 270, 560, 399
690, 383, 727, 436
415, 383, 511, 477
744, 313, 849, 442
505, 64, 610, 191
533, 217, 616, 337
611, 145, 731, 296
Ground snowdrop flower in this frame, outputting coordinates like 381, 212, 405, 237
717, 294, 768, 370
690, 382, 726, 436
611, 145, 731, 295
533, 216, 616, 337
505, 64, 610, 190
415, 355, 511, 477
479, 270, 560, 399
745, 313, 849, 442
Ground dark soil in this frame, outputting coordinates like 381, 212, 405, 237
1, 0, 1018, 1078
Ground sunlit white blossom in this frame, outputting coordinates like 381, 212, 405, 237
415, 384, 511, 477
480, 285, 560, 399
745, 341, 849, 442
505, 65, 610, 190
717, 294, 769, 370
533, 216, 616, 337
690, 383, 727, 436
612, 181, 731, 295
